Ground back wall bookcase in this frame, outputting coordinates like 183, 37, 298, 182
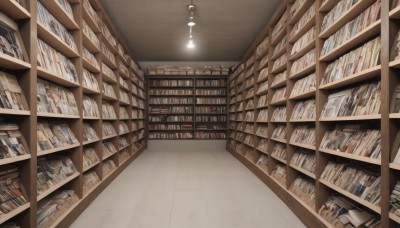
227, 0, 400, 227
148, 75, 228, 140
0, 0, 147, 227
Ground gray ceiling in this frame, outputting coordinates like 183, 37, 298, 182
100, 0, 280, 62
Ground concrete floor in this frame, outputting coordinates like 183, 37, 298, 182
71, 143, 305, 228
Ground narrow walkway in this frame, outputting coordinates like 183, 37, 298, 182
71, 149, 305, 228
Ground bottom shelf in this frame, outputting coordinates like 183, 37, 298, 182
0, 203, 30, 224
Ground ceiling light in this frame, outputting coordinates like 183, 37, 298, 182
187, 38, 195, 49
186, 0, 197, 49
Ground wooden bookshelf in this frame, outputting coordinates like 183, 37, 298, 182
227, 0, 390, 227
0, 0, 148, 227
148, 75, 228, 140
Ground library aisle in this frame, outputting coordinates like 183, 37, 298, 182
71, 144, 304, 228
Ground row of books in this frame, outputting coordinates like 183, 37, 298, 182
290, 73, 315, 98
289, 177, 315, 208
256, 110, 269, 122
271, 143, 286, 161
291, 99, 316, 120
37, 1, 77, 51
102, 102, 116, 119
290, 150, 316, 174
83, 0, 102, 29
194, 132, 226, 139
195, 89, 226, 96
196, 79, 227, 87
273, 35, 287, 57
321, 82, 381, 118
37, 190, 79, 228
322, 37, 380, 86
291, 125, 316, 146
83, 20, 100, 47
150, 106, 193, 114
196, 98, 226, 104
291, 26, 316, 57
83, 171, 100, 195
257, 81, 269, 95
272, 54, 287, 72
290, 49, 315, 76
272, 125, 286, 140
0, 71, 28, 111
37, 79, 79, 116
0, 167, 28, 216
102, 142, 117, 159
195, 116, 227, 122
37, 122, 78, 152
149, 124, 193, 130
195, 106, 226, 114
256, 154, 269, 172
271, 107, 287, 122
83, 48, 99, 69
150, 89, 193, 96
37, 156, 78, 195
271, 164, 287, 186
290, 0, 307, 18
83, 148, 100, 170
83, 69, 100, 92
291, 2, 315, 39
102, 82, 117, 99
149, 115, 193, 122
0, 12, 26, 61
83, 123, 98, 142
271, 87, 286, 103
256, 36, 268, 59
257, 68, 268, 83
120, 90, 129, 104
149, 97, 193, 104
149, 80, 193, 87
102, 122, 117, 138
102, 63, 116, 82
83, 96, 100, 118
149, 132, 194, 139
256, 139, 268, 152
272, 71, 286, 87
119, 121, 129, 134
196, 124, 226, 130
321, 1, 380, 56
147, 66, 230, 75
0, 124, 29, 159
37, 38, 78, 83
321, 0, 359, 32
102, 159, 117, 177
321, 161, 381, 205
271, 11, 287, 41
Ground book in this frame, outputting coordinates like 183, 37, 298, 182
290, 73, 316, 98
0, 166, 28, 215
37, 121, 78, 152
37, 2, 77, 51
0, 123, 29, 159
289, 177, 315, 208
119, 121, 129, 134
196, 79, 226, 87
272, 125, 286, 140
101, 43, 116, 65
102, 159, 117, 177
0, 71, 28, 111
322, 37, 380, 86
83, 171, 100, 194
321, 162, 381, 205
195, 106, 226, 114
290, 125, 316, 147
119, 149, 131, 163
102, 81, 117, 99
82, 69, 100, 92
256, 154, 268, 172
37, 39, 78, 83
271, 107, 286, 122
256, 109, 268, 122
83, 147, 100, 170
83, 47, 99, 69
271, 143, 286, 162
272, 54, 287, 72
119, 90, 129, 104
83, 123, 99, 143
82, 20, 100, 47
244, 111, 254, 122
36, 157, 78, 195
102, 63, 116, 81
271, 11, 287, 41
290, 150, 316, 174
255, 125, 268, 138
102, 142, 117, 159
290, 48, 315, 76
272, 71, 287, 87
390, 181, 400, 216
37, 190, 79, 228
320, 125, 381, 159
102, 122, 116, 138
102, 102, 116, 119
194, 132, 226, 139
149, 132, 193, 139
291, 26, 316, 57
391, 84, 400, 113
256, 138, 268, 153
256, 36, 268, 59
83, 0, 102, 28
321, 0, 359, 32
119, 136, 129, 149
321, 82, 381, 118
271, 87, 286, 103
0, 12, 26, 61
101, 22, 117, 47
273, 35, 287, 57
271, 164, 286, 186
290, 99, 316, 120
83, 96, 100, 118
195, 115, 226, 122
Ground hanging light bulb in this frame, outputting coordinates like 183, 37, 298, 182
187, 36, 195, 49
188, 13, 196, 27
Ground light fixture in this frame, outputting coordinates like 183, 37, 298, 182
186, 0, 196, 49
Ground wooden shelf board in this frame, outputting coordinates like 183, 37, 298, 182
101, 53, 117, 70
271, 137, 287, 144
102, 134, 118, 141
0, 0, 30, 19
83, 8, 101, 33
256, 105, 268, 110
271, 63, 288, 74
37, 67, 80, 87
38, 143, 80, 157
271, 154, 287, 164
319, 148, 380, 165
389, 163, 400, 171
271, 28, 287, 46
83, 34, 101, 53
271, 120, 286, 123
270, 99, 286, 106
390, 5, 400, 19
289, 63, 316, 80
320, 114, 381, 121
83, 181, 101, 198
389, 212, 400, 224
49, 199, 81, 228
290, 164, 316, 179
0, 53, 31, 70
83, 116, 101, 120
37, 22, 79, 58
290, 39, 316, 61
83, 160, 100, 172
82, 58, 100, 73
102, 94, 118, 101
102, 151, 117, 161
0, 154, 31, 166
289, 90, 316, 101
83, 139, 100, 146
289, 0, 314, 25
320, 20, 381, 62
40, 0, 79, 29
319, 65, 381, 90
289, 142, 316, 150
319, 0, 337, 12
102, 38, 118, 55
319, 179, 381, 214
119, 145, 130, 151
271, 45, 287, 61
37, 172, 80, 201
289, 119, 316, 123
0, 203, 30, 224
0, 108, 30, 116
271, 79, 287, 89
37, 112, 80, 119
319, 0, 376, 39
389, 59, 400, 68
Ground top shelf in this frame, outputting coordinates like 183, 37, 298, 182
40, 0, 79, 30
0, 0, 30, 20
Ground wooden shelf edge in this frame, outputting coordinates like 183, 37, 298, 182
0, 154, 31, 166
0, 203, 30, 224
319, 148, 381, 165
37, 172, 80, 201
38, 143, 80, 156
